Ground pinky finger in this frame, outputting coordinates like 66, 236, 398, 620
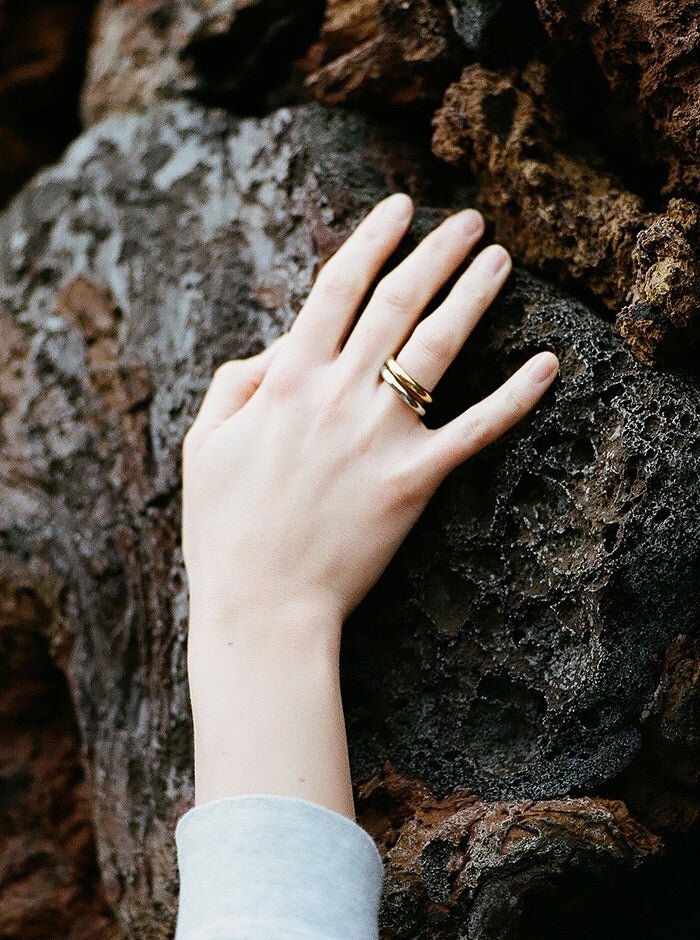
424, 351, 559, 477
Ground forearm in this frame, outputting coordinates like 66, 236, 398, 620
186, 604, 355, 819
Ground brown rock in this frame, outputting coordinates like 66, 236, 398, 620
300, 0, 460, 107
618, 198, 700, 367
356, 765, 663, 938
535, 0, 700, 196
431, 62, 700, 366
649, 635, 700, 790
0, 557, 121, 939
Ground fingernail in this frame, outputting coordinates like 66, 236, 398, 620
380, 192, 413, 220
449, 208, 484, 236
526, 351, 559, 384
476, 244, 511, 276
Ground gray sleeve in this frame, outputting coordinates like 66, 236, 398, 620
174, 793, 384, 939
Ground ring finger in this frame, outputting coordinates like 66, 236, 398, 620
377, 243, 511, 411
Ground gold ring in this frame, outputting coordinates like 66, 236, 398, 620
384, 357, 432, 404
380, 363, 426, 416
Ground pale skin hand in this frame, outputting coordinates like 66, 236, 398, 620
182, 193, 559, 817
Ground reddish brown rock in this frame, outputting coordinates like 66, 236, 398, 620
535, 0, 700, 196
431, 62, 700, 366
0, 0, 94, 208
300, 0, 460, 107
648, 636, 700, 790
356, 765, 663, 938
0, 558, 121, 939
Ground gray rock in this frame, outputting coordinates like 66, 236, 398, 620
0, 97, 426, 936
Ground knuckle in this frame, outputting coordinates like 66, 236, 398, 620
212, 359, 241, 383
382, 462, 424, 510
314, 380, 347, 428
461, 410, 490, 450
503, 384, 525, 413
315, 265, 361, 302
181, 425, 198, 459
430, 224, 459, 253
358, 222, 385, 246
374, 278, 411, 312
459, 282, 492, 310
413, 323, 455, 362
262, 356, 305, 400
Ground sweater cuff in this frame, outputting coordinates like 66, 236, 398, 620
174, 794, 384, 939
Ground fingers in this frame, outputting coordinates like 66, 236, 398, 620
388, 244, 511, 395
286, 193, 414, 363
184, 335, 286, 454
339, 207, 485, 373
420, 351, 560, 478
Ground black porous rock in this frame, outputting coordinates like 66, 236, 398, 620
343, 267, 700, 800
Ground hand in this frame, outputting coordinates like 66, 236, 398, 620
182, 193, 558, 646
181, 193, 559, 812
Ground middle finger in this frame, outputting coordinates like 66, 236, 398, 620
339, 208, 484, 373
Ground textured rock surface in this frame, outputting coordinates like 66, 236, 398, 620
300, 0, 460, 107
81, 0, 325, 124
0, 0, 95, 207
342, 264, 700, 800
356, 765, 662, 938
0, 564, 120, 938
535, 0, 700, 196
2, 98, 699, 935
431, 63, 700, 366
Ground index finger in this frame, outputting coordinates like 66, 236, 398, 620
286, 193, 414, 364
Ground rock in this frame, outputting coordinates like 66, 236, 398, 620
445, 0, 504, 52
0, 0, 94, 208
606, 633, 700, 837
0, 97, 428, 936
342, 263, 700, 801
617, 198, 700, 367
1, 98, 698, 934
445, 0, 544, 61
300, 0, 460, 107
431, 62, 700, 367
534, 0, 700, 196
648, 636, 700, 790
356, 765, 662, 938
0, 560, 121, 939
81, 0, 325, 124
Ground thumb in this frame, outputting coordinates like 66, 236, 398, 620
186, 333, 287, 449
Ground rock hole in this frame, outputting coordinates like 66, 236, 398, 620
483, 87, 518, 141
570, 436, 596, 468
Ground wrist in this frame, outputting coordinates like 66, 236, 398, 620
186, 590, 345, 659
184, 602, 353, 816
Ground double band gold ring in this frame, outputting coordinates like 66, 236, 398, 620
380, 356, 432, 416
